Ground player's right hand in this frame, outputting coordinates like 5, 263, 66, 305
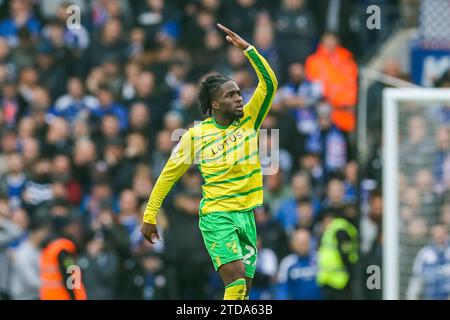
141, 222, 161, 244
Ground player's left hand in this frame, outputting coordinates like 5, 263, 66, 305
217, 23, 250, 50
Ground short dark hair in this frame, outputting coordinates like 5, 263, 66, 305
198, 73, 231, 116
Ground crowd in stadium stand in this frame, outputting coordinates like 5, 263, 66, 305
1, 0, 448, 300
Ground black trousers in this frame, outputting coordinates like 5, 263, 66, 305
322, 284, 353, 300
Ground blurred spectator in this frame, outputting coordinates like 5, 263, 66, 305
276, 227, 323, 300
93, 114, 121, 155
361, 190, 383, 254
275, 0, 317, 69
72, 138, 97, 190
407, 224, 450, 300
134, 0, 175, 45
121, 61, 140, 101
10, 218, 51, 300
17, 115, 35, 141
128, 70, 168, 130
263, 169, 293, 217
106, 132, 149, 193
1, 81, 27, 128
217, 45, 251, 77
254, 205, 289, 261
99, 139, 126, 194
101, 58, 123, 94
78, 230, 119, 299
132, 165, 153, 206
43, 117, 72, 157
199, 29, 226, 73
21, 157, 54, 214
276, 172, 321, 233
343, 161, 357, 203
279, 62, 322, 137
173, 83, 203, 127
305, 33, 357, 132
91, 86, 128, 131
39, 0, 86, 21
0, 37, 16, 81
225, 0, 259, 42
88, 18, 127, 68
50, 77, 99, 123
0, 130, 19, 175
322, 178, 354, 213
233, 69, 256, 104
17, 66, 39, 109
295, 197, 316, 231
310, 0, 356, 45
180, 5, 215, 52
0, 0, 41, 48
82, 180, 114, 225
38, 22, 67, 98
297, 152, 325, 199
0, 195, 23, 299
434, 126, 450, 194
118, 189, 142, 250
139, 249, 167, 299
88, 202, 145, 299
400, 186, 421, 225
250, 238, 278, 300
0, 152, 27, 209
51, 154, 82, 206
163, 111, 184, 133
317, 205, 359, 300
402, 216, 429, 279
164, 51, 192, 100
307, 102, 349, 174
164, 190, 211, 299
253, 22, 281, 79
126, 27, 146, 60
415, 169, 440, 224
40, 214, 87, 300
128, 102, 156, 148
151, 130, 174, 179
399, 116, 435, 177
20, 137, 39, 172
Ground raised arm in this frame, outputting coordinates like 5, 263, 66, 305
141, 129, 193, 243
217, 23, 278, 131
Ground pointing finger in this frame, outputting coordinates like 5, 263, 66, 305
217, 23, 233, 36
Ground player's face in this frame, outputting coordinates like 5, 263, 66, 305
215, 80, 244, 119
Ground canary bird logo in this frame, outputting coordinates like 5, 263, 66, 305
226, 241, 238, 254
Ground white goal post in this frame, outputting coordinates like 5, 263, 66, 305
383, 88, 450, 300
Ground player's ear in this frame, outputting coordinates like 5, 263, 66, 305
211, 101, 220, 112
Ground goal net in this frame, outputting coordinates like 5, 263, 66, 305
383, 88, 450, 300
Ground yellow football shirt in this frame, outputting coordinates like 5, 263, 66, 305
143, 45, 278, 224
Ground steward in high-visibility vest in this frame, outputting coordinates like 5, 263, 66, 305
317, 213, 358, 299
40, 215, 87, 300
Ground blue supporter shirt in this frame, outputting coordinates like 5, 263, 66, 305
0, 16, 41, 47
412, 242, 450, 300
276, 253, 323, 300
276, 198, 321, 233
